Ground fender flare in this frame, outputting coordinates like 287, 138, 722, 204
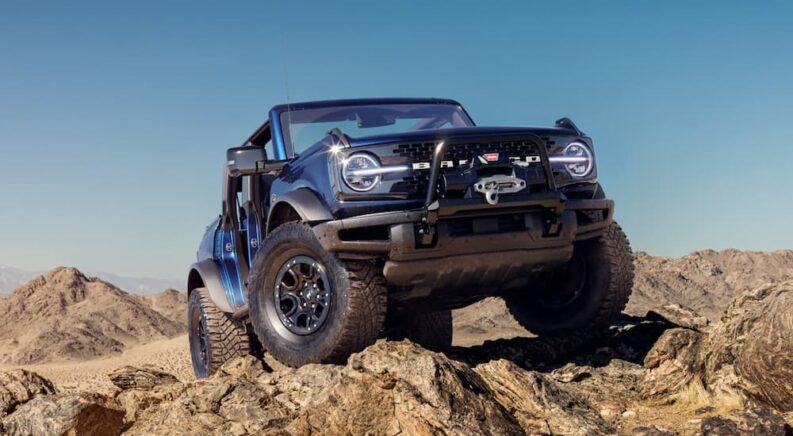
187, 259, 234, 313
268, 188, 333, 228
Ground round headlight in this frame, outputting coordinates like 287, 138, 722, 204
560, 141, 594, 177
342, 153, 381, 191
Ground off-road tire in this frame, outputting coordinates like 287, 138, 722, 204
248, 223, 387, 367
188, 288, 251, 378
387, 309, 453, 352
504, 221, 634, 335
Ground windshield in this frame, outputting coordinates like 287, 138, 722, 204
279, 103, 474, 155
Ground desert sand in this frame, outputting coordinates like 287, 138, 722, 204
0, 336, 192, 395
0, 307, 528, 395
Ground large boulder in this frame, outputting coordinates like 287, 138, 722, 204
641, 327, 704, 399
475, 359, 613, 435
640, 281, 793, 413
108, 365, 180, 391
109, 365, 187, 424
124, 342, 527, 435
120, 357, 287, 435
0, 370, 56, 419
2, 393, 125, 436
703, 281, 793, 412
699, 406, 789, 435
295, 341, 523, 435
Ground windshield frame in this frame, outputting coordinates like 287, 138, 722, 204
274, 100, 475, 157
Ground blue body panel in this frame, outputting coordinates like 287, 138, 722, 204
197, 216, 220, 261
195, 217, 250, 311
269, 107, 288, 160
214, 228, 247, 310
244, 213, 262, 266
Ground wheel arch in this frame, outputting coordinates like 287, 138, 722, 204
267, 188, 332, 233
187, 259, 234, 313
187, 269, 204, 295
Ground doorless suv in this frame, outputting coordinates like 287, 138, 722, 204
187, 98, 634, 376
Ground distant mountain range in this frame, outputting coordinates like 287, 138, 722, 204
626, 249, 793, 320
0, 267, 185, 364
88, 271, 183, 297
0, 265, 182, 297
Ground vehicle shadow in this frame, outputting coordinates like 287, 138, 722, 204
447, 313, 682, 373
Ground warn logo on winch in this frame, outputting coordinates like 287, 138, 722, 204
411, 154, 541, 170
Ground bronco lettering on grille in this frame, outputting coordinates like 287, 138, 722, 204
411, 155, 540, 171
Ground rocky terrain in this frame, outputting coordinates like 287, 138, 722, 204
1, 250, 792, 434
0, 267, 185, 365
1, 280, 791, 435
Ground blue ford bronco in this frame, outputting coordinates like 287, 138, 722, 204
187, 98, 634, 376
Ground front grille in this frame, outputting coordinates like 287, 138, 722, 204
393, 140, 541, 163
393, 173, 430, 196
392, 142, 436, 161
390, 140, 546, 197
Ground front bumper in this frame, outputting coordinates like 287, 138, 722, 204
313, 193, 614, 304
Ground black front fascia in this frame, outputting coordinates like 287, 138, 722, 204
415, 133, 560, 243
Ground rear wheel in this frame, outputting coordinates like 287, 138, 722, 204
503, 221, 634, 335
248, 223, 387, 367
188, 288, 252, 378
387, 309, 453, 351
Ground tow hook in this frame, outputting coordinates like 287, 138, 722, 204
418, 201, 440, 245
417, 217, 436, 245
474, 173, 527, 205
544, 208, 563, 237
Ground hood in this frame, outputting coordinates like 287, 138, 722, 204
346, 126, 580, 148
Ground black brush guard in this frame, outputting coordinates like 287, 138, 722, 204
415, 133, 562, 245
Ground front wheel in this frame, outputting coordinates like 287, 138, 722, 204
248, 223, 388, 367
503, 221, 634, 335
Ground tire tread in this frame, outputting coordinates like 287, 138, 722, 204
505, 221, 634, 334
592, 222, 635, 327
192, 288, 251, 373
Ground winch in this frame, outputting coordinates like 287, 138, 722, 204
473, 173, 527, 205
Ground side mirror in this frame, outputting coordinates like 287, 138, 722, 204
226, 146, 267, 177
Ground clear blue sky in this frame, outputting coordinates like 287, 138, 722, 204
1, 1, 792, 280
